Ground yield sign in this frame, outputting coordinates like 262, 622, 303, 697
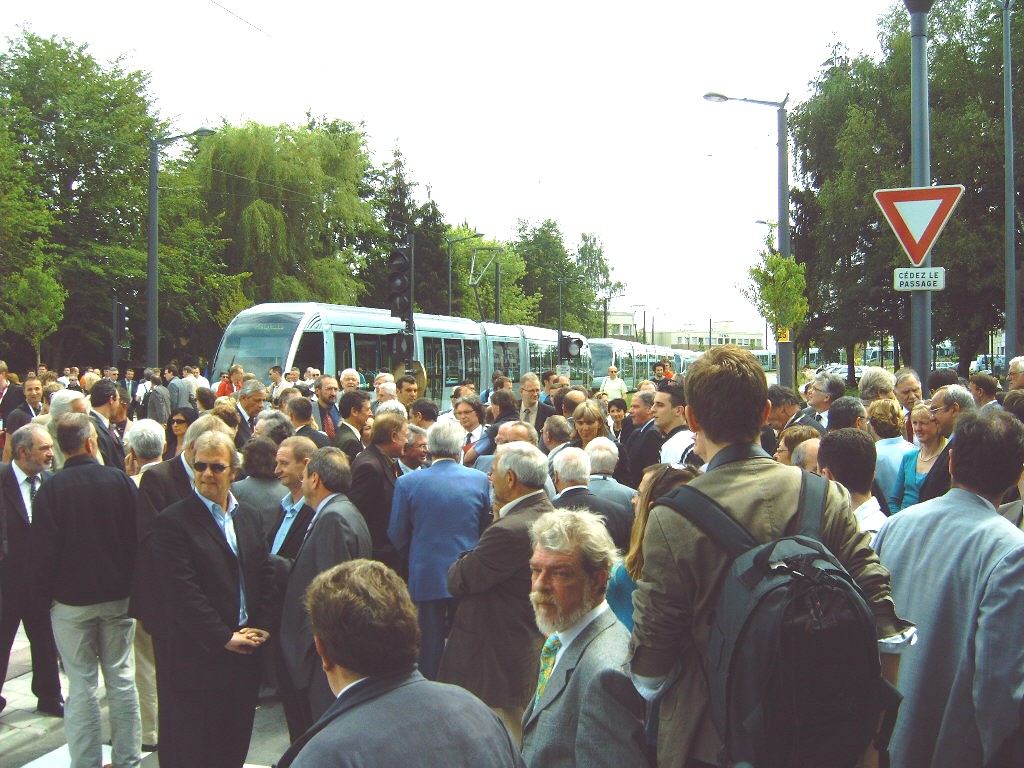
874, 185, 965, 266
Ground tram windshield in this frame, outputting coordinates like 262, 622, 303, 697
212, 312, 302, 379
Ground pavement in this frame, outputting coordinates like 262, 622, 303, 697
1, 624, 291, 767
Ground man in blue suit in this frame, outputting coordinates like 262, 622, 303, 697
388, 419, 491, 679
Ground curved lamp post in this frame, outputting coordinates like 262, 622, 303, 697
146, 127, 216, 367
705, 91, 793, 388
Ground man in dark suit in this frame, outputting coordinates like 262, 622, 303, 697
522, 509, 649, 767
278, 447, 371, 739
286, 397, 330, 449
269, 436, 318, 561
437, 441, 552, 742
310, 375, 341, 440
551, 447, 631, 552
233, 379, 269, 450
150, 430, 274, 768
348, 411, 407, 573
0, 360, 26, 449
624, 391, 663, 488
89, 378, 126, 470
0, 424, 62, 717
333, 390, 370, 463
276, 560, 524, 768
120, 368, 140, 421
31, 413, 140, 766
3, 375, 44, 434
518, 373, 555, 436
919, 384, 975, 503
388, 420, 491, 680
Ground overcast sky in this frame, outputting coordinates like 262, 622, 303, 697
2, 0, 903, 339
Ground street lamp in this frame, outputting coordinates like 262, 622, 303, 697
705, 91, 794, 388
446, 232, 483, 317
146, 127, 215, 368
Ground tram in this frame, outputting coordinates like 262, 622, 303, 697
210, 303, 591, 402
588, 339, 702, 391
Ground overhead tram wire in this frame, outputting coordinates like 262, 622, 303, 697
209, 0, 272, 38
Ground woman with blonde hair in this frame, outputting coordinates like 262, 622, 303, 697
606, 462, 700, 630
889, 402, 947, 511
569, 399, 610, 449
773, 424, 820, 465
868, 398, 915, 501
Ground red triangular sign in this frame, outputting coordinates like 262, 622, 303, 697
874, 185, 964, 266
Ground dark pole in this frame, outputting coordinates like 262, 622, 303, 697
557, 280, 564, 363
146, 139, 160, 368
776, 99, 795, 389
1001, 0, 1017, 361
905, 0, 935, 391
112, 295, 119, 366
603, 298, 609, 338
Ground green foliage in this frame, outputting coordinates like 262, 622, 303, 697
1, 266, 67, 363
740, 230, 809, 336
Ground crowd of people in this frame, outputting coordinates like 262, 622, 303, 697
1, 349, 1024, 768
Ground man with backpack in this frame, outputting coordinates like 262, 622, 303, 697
628, 345, 912, 768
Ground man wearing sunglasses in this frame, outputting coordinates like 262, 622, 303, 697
151, 430, 274, 768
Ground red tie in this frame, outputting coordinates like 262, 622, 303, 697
904, 412, 914, 443
322, 409, 335, 439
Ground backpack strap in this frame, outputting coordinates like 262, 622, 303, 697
655, 484, 757, 561
793, 469, 829, 540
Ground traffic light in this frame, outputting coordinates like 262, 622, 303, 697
387, 246, 413, 326
121, 303, 130, 338
560, 335, 583, 360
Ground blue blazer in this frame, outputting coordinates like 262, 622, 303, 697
388, 459, 490, 602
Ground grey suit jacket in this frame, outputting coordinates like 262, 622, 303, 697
166, 376, 192, 410
521, 609, 649, 768
231, 476, 288, 533
279, 494, 371, 694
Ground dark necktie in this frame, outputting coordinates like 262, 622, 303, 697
905, 412, 914, 443
249, 416, 256, 433
814, 413, 823, 423
465, 432, 474, 447
28, 475, 38, 515
322, 409, 336, 439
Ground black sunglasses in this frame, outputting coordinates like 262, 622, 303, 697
170, 418, 188, 425
194, 461, 229, 474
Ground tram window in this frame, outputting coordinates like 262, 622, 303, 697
354, 334, 383, 380
332, 332, 352, 377
571, 350, 591, 388
464, 341, 481, 390
293, 332, 325, 375
444, 339, 463, 387
422, 337, 444, 401
492, 341, 521, 381
529, 342, 556, 374
621, 351, 635, 383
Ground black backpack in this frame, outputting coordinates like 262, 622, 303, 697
656, 469, 901, 768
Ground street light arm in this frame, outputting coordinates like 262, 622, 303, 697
704, 91, 788, 109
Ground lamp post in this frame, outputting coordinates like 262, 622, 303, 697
147, 127, 215, 368
446, 232, 483, 317
705, 91, 793, 388
998, 0, 1017, 363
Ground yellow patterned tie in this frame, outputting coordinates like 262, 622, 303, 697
534, 634, 562, 703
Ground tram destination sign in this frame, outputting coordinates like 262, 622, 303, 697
894, 267, 945, 291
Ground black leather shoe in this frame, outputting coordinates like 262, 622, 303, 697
0, 695, 7, 715
37, 699, 64, 718
142, 743, 158, 752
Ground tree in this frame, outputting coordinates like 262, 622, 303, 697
790, 1, 1023, 369
575, 233, 624, 336
2, 266, 67, 366
740, 230, 809, 342
0, 31, 160, 365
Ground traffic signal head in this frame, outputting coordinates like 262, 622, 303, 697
560, 335, 583, 359
387, 247, 413, 323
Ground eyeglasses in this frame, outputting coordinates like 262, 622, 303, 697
928, 404, 950, 415
194, 461, 229, 474
170, 418, 188, 425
